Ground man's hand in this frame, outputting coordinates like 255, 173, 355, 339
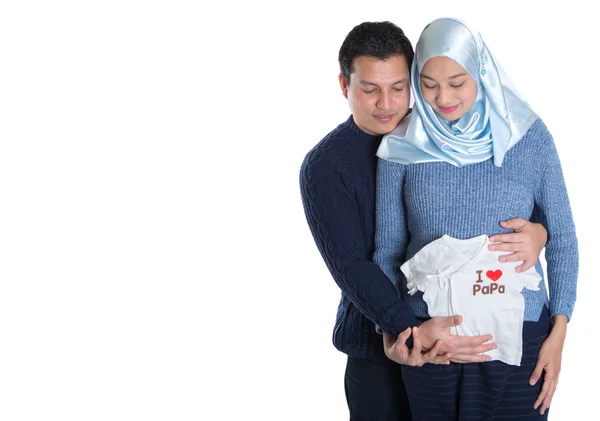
488, 218, 548, 272
418, 315, 496, 363
383, 326, 451, 366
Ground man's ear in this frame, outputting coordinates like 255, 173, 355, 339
338, 73, 349, 99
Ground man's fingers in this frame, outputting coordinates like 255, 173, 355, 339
429, 338, 443, 355
385, 328, 410, 350
407, 327, 423, 365
515, 260, 535, 272
412, 327, 422, 352
428, 340, 450, 365
398, 327, 412, 344
488, 233, 525, 244
490, 244, 524, 255
411, 328, 426, 364
384, 329, 412, 363
488, 244, 536, 272
497, 251, 525, 263
419, 339, 449, 366
433, 353, 452, 365
499, 252, 535, 272
499, 217, 528, 231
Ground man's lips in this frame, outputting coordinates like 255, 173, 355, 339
374, 114, 394, 122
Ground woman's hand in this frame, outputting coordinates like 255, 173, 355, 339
529, 315, 568, 415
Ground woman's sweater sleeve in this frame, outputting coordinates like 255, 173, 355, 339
533, 121, 579, 320
373, 158, 410, 302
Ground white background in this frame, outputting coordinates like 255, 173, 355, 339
0, 1, 595, 420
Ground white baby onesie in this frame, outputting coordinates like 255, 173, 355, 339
401, 234, 542, 366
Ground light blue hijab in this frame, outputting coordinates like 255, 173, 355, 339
377, 17, 538, 167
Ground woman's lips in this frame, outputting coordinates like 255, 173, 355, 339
438, 104, 459, 114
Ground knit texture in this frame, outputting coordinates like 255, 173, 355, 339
300, 116, 420, 359
374, 118, 578, 322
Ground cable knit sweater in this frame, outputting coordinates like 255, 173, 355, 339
300, 116, 419, 359
374, 118, 578, 323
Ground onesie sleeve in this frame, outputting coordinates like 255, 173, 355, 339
400, 239, 446, 295
516, 265, 542, 292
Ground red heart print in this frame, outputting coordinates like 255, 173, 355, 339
486, 270, 502, 282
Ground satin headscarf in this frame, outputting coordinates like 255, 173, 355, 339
376, 17, 538, 167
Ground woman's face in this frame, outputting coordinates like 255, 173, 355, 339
419, 56, 478, 121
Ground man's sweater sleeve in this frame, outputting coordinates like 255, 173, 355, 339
300, 155, 419, 336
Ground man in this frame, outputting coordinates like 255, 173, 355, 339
299, 21, 547, 420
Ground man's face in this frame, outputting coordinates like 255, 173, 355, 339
339, 55, 410, 136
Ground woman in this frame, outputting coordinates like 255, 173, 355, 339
374, 17, 578, 420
